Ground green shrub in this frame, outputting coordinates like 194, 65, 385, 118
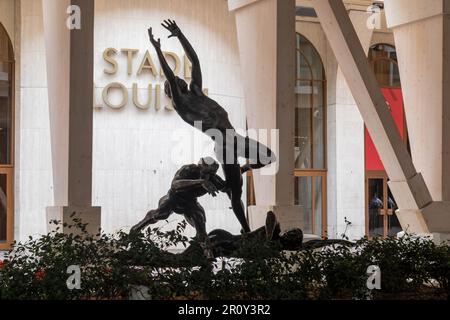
0, 218, 449, 300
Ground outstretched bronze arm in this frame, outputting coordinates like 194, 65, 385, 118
162, 20, 203, 89
148, 27, 180, 97
172, 179, 219, 197
208, 174, 228, 192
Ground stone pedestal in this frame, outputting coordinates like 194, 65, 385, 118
398, 230, 450, 245
395, 209, 429, 234
396, 201, 450, 243
46, 206, 101, 235
430, 233, 450, 244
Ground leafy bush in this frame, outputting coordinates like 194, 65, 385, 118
0, 218, 449, 300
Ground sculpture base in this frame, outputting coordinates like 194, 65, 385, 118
171, 211, 352, 260
46, 206, 101, 236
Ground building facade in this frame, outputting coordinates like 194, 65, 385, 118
294, 0, 403, 239
1, 0, 449, 249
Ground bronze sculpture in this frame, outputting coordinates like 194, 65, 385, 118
169, 211, 353, 260
128, 20, 346, 260
131, 157, 226, 244
148, 20, 277, 233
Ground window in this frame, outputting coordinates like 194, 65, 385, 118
369, 43, 400, 88
295, 33, 327, 237
0, 23, 14, 249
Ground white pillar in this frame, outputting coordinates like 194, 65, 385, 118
42, 0, 70, 209
229, 0, 303, 231
43, 0, 100, 234
328, 7, 373, 240
384, 0, 450, 239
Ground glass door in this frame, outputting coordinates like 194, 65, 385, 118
0, 168, 12, 248
366, 173, 402, 238
295, 171, 327, 237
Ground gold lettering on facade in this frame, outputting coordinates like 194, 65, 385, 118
121, 48, 139, 75
155, 84, 162, 110
137, 50, 158, 76
100, 48, 208, 111
132, 83, 152, 110
102, 82, 128, 109
103, 48, 118, 74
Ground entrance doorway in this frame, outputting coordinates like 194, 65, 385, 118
365, 172, 402, 237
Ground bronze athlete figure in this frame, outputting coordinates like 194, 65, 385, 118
131, 158, 226, 243
148, 20, 276, 233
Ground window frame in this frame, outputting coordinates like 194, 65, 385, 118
0, 167, 13, 249
295, 33, 327, 238
368, 43, 401, 89
0, 23, 14, 250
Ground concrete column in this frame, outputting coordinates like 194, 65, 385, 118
383, 0, 450, 239
229, 0, 303, 231
327, 7, 373, 240
43, 0, 100, 234
42, 0, 70, 209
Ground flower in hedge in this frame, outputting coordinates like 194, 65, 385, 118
34, 269, 45, 281
102, 266, 113, 275
0, 260, 5, 270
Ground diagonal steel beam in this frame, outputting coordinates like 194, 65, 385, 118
313, 0, 435, 233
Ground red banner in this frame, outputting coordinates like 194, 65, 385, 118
365, 88, 405, 171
